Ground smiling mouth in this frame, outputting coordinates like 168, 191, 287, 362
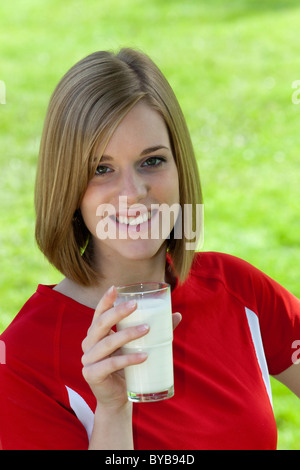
115, 211, 152, 226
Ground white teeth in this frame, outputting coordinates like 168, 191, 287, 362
118, 215, 128, 225
117, 212, 151, 225
129, 215, 142, 225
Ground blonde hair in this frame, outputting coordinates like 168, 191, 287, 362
35, 48, 203, 286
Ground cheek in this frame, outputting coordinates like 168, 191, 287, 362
165, 168, 180, 204
79, 188, 99, 234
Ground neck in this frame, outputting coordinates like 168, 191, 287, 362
54, 244, 171, 310
93, 246, 168, 295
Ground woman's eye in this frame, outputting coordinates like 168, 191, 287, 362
142, 156, 166, 167
95, 165, 112, 175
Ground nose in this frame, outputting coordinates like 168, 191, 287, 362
118, 168, 148, 204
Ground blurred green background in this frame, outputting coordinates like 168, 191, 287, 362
1, 0, 300, 449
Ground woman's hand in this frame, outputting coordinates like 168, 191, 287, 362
81, 285, 182, 410
81, 286, 147, 409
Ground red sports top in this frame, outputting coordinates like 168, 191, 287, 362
1, 252, 300, 449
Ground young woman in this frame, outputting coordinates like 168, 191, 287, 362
0, 48, 300, 450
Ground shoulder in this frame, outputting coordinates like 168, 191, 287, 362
190, 251, 282, 287
190, 251, 257, 289
189, 251, 300, 315
175, 251, 258, 308
1, 284, 94, 358
2, 284, 93, 337
0, 285, 64, 362
1, 285, 63, 338
188, 251, 290, 311
184, 252, 300, 375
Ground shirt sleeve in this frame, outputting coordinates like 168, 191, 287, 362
0, 355, 89, 450
207, 253, 300, 376
0, 359, 89, 450
218, 252, 300, 376
0, 295, 90, 450
249, 264, 300, 376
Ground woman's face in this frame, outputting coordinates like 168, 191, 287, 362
80, 101, 180, 263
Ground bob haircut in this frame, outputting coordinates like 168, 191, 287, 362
35, 48, 203, 286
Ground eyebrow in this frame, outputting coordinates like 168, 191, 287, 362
100, 145, 170, 162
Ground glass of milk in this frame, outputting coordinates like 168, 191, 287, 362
115, 282, 174, 403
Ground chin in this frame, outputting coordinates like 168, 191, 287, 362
122, 240, 167, 261
99, 237, 167, 263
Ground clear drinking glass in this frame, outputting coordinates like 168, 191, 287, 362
115, 282, 174, 403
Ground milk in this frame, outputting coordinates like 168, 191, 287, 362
117, 297, 174, 397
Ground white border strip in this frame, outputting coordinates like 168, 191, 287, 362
65, 385, 95, 440
245, 307, 273, 408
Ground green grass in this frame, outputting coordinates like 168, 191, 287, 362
1, 0, 300, 449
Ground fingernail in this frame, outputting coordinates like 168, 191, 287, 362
126, 299, 136, 309
137, 323, 149, 332
107, 286, 115, 295
137, 352, 148, 360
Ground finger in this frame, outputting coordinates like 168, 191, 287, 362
92, 299, 137, 338
91, 285, 117, 327
172, 312, 182, 330
82, 299, 137, 353
82, 323, 150, 366
82, 350, 148, 385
